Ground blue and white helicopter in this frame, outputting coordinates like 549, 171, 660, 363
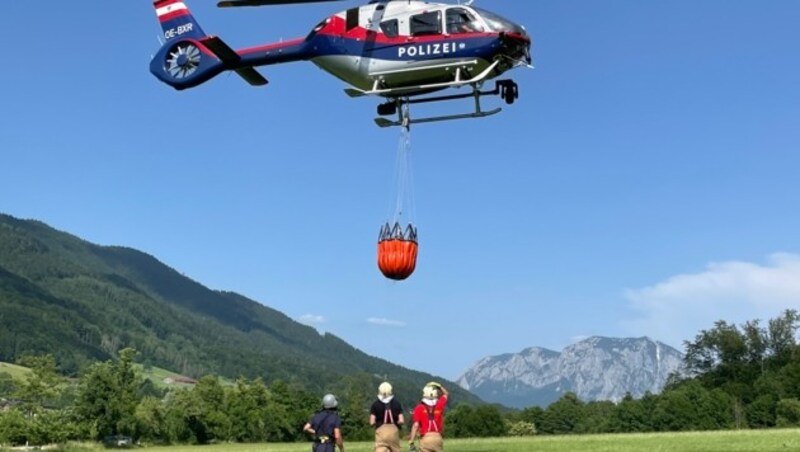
151, 0, 532, 127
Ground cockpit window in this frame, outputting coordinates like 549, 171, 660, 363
381, 19, 399, 38
410, 11, 442, 36
473, 7, 527, 35
446, 8, 484, 34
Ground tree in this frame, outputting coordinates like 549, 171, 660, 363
746, 393, 777, 428
447, 404, 507, 438
539, 392, 584, 434
74, 348, 142, 440
651, 380, 733, 431
226, 378, 265, 442
168, 375, 231, 444
14, 355, 63, 416
576, 400, 615, 433
766, 310, 799, 368
776, 398, 800, 427
266, 379, 316, 442
0, 409, 28, 446
519, 405, 545, 429
610, 393, 650, 433
135, 396, 167, 443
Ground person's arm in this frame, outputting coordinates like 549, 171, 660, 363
303, 422, 315, 436
398, 413, 405, 426
334, 427, 344, 452
440, 385, 449, 398
369, 414, 377, 427
408, 421, 420, 445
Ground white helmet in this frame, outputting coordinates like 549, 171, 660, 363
423, 385, 439, 400
379, 382, 393, 397
322, 393, 338, 409
378, 382, 394, 403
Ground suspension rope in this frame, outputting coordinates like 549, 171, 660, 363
387, 123, 416, 229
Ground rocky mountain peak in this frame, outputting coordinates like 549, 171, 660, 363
457, 336, 683, 408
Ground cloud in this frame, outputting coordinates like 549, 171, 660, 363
623, 253, 800, 349
367, 317, 407, 327
298, 314, 326, 325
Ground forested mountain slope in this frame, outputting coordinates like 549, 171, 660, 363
0, 213, 479, 406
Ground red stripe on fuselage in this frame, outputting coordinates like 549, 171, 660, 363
238, 38, 306, 55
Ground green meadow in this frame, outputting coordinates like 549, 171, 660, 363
58, 429, 800, 452
0, 361, 30, 381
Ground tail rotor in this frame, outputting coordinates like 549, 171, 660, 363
166, 43, 202, 79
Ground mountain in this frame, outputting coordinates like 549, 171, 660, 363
0, 213, 479, 407
456, 336, 684, 408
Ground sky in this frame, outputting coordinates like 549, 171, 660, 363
1, 1, 800, 382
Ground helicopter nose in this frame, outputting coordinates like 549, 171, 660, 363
501, 31, 532, 65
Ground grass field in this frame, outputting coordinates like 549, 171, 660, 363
57, 429, 800, 452
136, 364, 233, 389
0, 361, 31, 381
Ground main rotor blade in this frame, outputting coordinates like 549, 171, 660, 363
218, 0, 343, 7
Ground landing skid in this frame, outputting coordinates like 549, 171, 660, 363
374, 79, 519, 129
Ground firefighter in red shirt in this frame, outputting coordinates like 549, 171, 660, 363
408, 382, 448, 452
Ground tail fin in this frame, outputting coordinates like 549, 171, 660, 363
154, 0, 207, 42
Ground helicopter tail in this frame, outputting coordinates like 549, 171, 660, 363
150, 0, 269, 90
155, 0, 207, 42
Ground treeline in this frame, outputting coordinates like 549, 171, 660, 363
0, 349, 506, 446
3, 310, 800, 446
0, 349, 322, 446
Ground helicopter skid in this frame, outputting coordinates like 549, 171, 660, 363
374, 108, 502, 128
373, 79, 518, 129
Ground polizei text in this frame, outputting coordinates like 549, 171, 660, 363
398, 42, 465, 58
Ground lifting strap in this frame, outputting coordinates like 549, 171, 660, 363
426, 404, 440, 434
384, 403, 395, 425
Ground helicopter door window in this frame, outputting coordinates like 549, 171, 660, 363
346, 8, 359, 31
381, 19, 399, 38
446, 8, 484, 34
410, 11, 442, 37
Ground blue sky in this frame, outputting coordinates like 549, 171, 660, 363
1, 1, 800, 381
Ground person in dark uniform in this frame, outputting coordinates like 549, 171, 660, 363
303, 393, 345, 452
369, 381, 405, 452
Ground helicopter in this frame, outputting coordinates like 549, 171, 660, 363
150, 0, 532, 127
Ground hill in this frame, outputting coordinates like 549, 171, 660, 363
0, 213, 479, 407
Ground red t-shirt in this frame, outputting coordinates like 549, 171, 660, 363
412, 395, 448, 436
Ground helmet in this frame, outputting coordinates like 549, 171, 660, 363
322, 393, 338, 409
378, 382, 394, 403
423, 385, 439, 399
379, 382, 393, 398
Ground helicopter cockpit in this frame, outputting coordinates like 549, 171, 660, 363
445, 7, 485, 34
473, 7, 528, 37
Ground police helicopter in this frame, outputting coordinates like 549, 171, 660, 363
151, 0, 532, 127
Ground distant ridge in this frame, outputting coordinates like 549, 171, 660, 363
457, 336, 684, 408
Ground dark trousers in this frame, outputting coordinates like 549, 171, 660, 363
312, 442, 335, 452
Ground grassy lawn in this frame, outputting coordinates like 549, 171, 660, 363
56, 429, 799, 452
136, 364, 233, 389
0, 361, 31, 381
